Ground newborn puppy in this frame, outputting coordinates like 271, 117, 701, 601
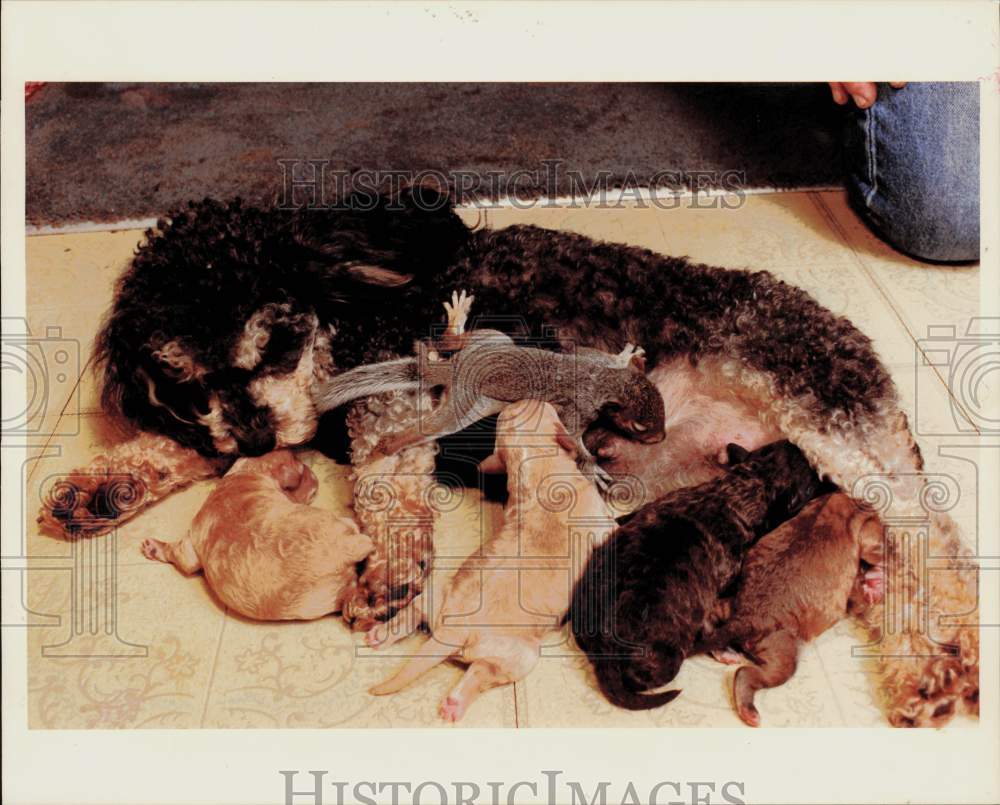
365, 400, 617, 722
698, 492, 884, 726
141, 450, 373, 620
570, 441, 830, 710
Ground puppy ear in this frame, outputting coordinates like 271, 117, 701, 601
478, 452, 506, 474
724, 443, 751, 466
345, 264, 414, 287
271, 450, 306, 489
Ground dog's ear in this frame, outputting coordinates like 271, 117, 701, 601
345, 263, 414, 287
724, 443, 751, 466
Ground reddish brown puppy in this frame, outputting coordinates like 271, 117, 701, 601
699, 493, 886, 726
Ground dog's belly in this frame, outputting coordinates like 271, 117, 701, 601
586, 357, 781, 505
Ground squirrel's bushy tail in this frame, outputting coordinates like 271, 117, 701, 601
312, 357, 418, 413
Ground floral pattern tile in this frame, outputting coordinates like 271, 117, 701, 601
27, 563, 226, 729
514, 628, 844, 728
200, 618, 516, 729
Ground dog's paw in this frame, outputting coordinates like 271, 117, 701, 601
37, 469, 146, 539
887, 650, 968, 727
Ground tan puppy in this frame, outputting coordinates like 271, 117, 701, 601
141, 450, 373, 621
699, 492, 884, 726
365, 400, 617, 721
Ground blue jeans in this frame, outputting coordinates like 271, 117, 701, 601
843, 82, 980, 263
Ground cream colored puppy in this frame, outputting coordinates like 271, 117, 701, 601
366, 400, 617, 721
141, 450, 373, 620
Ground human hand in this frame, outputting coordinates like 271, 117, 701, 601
827, 82, 906, 109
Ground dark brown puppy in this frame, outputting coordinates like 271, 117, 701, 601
697, 492, 884, 726
570, 441, 831, 710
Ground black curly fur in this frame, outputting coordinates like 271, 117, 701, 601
438, 226, 894, 423
94, 186, 897, 463
569, 440, 833, 710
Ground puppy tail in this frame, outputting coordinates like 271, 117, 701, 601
368, 636, 453, 696
593, 660, 682, 711
313, 357, 419, 413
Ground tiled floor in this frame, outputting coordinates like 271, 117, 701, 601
18, 190, 982, 728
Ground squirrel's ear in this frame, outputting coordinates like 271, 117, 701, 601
724, 443, 751, 465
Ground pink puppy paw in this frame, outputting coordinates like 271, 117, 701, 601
439, 695, 466, 723
141, 538, 165, 562
737, 703, 761, 728
365, 625, 387, 649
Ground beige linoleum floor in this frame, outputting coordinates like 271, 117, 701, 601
17, 190, 982, 728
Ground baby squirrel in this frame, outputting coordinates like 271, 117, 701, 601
314, 291, 666, 486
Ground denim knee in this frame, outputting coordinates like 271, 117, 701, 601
843, 82, 980, 263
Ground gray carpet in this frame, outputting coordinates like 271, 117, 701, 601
26, 83, 845, 226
